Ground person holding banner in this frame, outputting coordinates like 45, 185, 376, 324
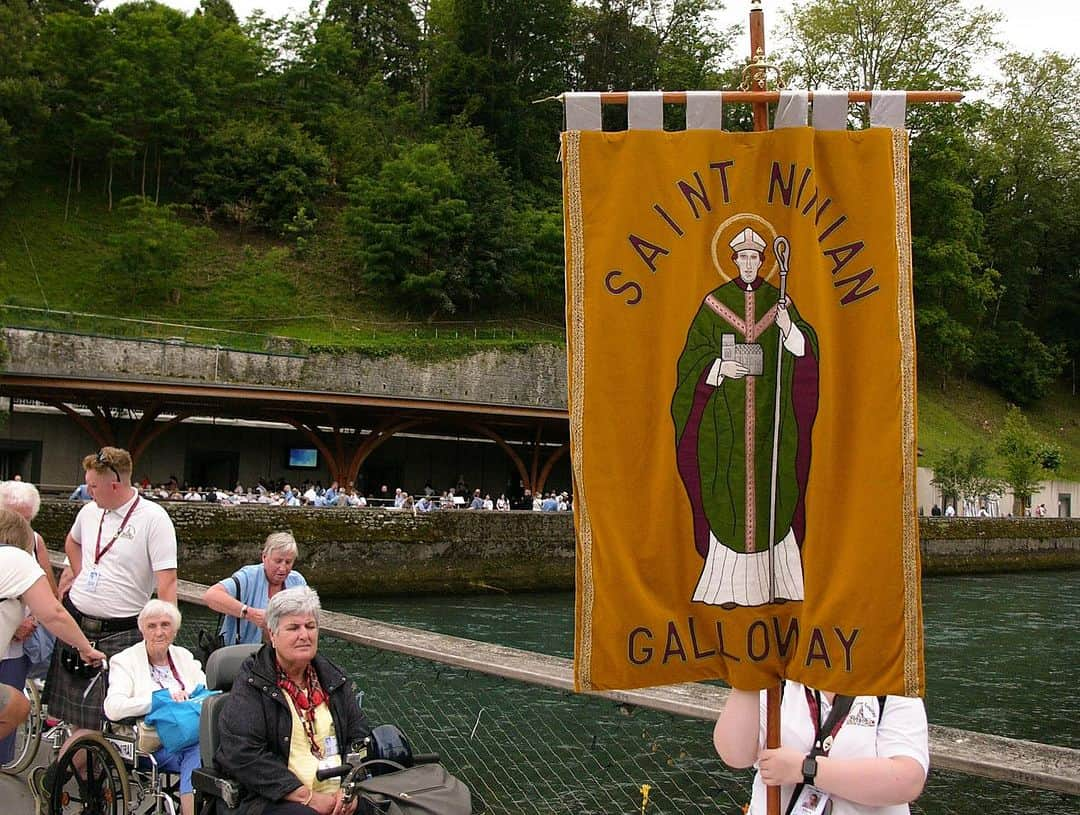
713, 682, 929, 815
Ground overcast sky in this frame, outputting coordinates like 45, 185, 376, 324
101, 0, 1080, 62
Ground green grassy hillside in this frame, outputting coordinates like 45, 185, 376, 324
2, 177, 1077, 479
0, 177, 563, 356
918, 381, 1079, 480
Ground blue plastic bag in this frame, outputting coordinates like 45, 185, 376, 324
144, 684, 220, 753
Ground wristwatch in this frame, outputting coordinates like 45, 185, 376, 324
240, 604, 248, 618
801, 755, 818, 786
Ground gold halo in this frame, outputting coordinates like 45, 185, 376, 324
710, 213, 780, 285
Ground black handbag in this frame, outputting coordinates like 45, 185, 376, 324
354, 764, 472, 815
194, 576, 241, 665
60, 642, 101, 678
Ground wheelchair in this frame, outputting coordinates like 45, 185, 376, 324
15, 669, 200, 815
191, 645, 471, 815
1, 677, 44, 776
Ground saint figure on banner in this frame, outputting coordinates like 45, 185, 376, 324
671, 221, 820, 608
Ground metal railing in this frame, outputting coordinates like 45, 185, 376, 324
0, 305, 564, 354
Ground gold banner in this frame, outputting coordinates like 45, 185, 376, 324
565, 128, 923, 696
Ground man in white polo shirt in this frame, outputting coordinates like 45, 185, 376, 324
35, 446, 178, 804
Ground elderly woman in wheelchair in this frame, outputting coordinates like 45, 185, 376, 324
206, 586, 370, 815
103, 599, 205, 815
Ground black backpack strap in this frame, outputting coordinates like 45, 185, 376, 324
227, 575, 241, 644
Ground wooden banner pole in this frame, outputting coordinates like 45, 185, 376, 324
747, 3, 782, 814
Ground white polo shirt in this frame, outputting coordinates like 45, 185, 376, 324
0, 547, 46, 659
749, 681, 929, 815
67, 492, 178, 618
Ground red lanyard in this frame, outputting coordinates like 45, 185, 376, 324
147, 651, 185, 691
95, 496, 140, 565
804, 687, 854, 756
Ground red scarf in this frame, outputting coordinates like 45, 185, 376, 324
275, 661, 328, 757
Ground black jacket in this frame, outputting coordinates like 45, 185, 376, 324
214, 644, 371, 815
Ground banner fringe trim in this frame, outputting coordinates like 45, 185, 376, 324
566, 131, 595, 691
894, 128, 922, 697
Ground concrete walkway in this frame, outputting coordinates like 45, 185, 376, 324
1, 758, 42, 814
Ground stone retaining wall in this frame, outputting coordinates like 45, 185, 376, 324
4, 328, 568, 409
34, 500, 576, 595
32, 501, 1079, 595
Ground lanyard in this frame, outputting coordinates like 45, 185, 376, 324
804, 687, 854, 757
147, 651, 185, 691
94, 496, 140, 565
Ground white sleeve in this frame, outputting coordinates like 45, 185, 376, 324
146, 508, 178, 571
706, 359, 724, 386
104, 650, 153, 721
876, 695, 930, 774
783, 324, 806, 357
0, 549, 46, 598
69, 502, 93, 546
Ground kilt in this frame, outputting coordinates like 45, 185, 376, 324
43, 625, 143, 730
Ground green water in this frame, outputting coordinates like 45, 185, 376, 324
181, 570, 1078, 813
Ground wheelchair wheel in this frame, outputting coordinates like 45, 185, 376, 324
1, 678, 42, 775
49, 731, 131, 815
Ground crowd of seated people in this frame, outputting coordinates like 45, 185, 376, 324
69, 475, 575, 513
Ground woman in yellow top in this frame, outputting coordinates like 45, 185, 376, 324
215, 587, 370, 815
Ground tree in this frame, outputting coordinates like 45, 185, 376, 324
778, 0, 1002, 93
930, 445, 1000, 515
36, 9, 116, 209
198, 0, 238, 25
102, 197, 212, 300
973, 52, 1080, 395
995, 405, 1045, 516
909, 105, 999, 388
345, 141, 474, 314
0, 0, 46, 199
324, 0, 421, 92
192, 119, 330, 232
427, 0, 571, 185
974, 320, 1064, 405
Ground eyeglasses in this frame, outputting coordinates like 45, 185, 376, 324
96, 450, 122, 483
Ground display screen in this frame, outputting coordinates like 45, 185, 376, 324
287, 448, 318, 468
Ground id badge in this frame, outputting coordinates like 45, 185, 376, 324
791, 785, 831, 815
316, 752, 341, 773
323, 735, 338, 757
86, 568, 100, 593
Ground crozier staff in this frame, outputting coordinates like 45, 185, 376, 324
713, 682, 928, 815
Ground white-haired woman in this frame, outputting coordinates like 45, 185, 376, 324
216, 587, 370, 815
203, 532, 307, 644
104, 599, 205, 815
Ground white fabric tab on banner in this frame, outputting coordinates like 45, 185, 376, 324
564, 93, 602, 131
870, 90, 907, 128
627, 91, 664, 130
685, 91, 724, 130
775, 90, 809, 128
812, 90, 849, 130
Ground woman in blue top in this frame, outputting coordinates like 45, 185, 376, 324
202, 532, 307, 645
